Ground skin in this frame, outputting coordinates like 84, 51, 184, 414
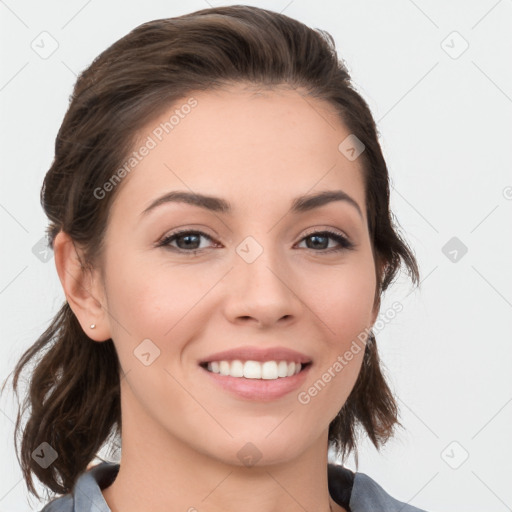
54, 83, 381, 512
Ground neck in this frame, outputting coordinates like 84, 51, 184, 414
101, 386, 345, 512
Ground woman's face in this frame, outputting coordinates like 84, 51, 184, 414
94, 83, 379, 466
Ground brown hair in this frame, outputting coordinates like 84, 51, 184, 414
1, 4, 420, 501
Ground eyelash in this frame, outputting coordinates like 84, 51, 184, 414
156, 228, 355, 255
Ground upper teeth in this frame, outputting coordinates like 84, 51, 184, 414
206, 360, 302, 379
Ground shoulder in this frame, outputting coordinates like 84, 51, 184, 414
37, 494, 73, 512
38, 462, 119, 512
350, 471, 429, 512
328, 463, 429, 512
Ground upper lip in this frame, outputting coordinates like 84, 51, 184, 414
199, 346, 312, 365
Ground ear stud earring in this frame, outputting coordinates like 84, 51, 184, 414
90, 324, 96, 329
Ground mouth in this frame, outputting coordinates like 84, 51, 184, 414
199, 360, 312, 380
199, 359, 313, 401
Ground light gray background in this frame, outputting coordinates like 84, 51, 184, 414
1, 1, 511, 511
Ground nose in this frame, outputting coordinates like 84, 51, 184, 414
222, 241, 303, 328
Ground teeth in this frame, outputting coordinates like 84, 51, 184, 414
244, 361, 261, 379
206, 360, 304, 379
219, 361, 230, 376
230, 359, 244, 377
277, 361, 288, 377
261, 361, 277, 379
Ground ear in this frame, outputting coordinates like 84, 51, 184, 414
369, 257, 387, 329
370, 298, 380, 327
53, 231, 111, 342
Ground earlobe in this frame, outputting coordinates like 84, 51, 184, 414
369, 257, 386, 328
53, 231, 111, 342
371, 302, 379, 327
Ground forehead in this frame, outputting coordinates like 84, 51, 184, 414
110, 84, 366, 221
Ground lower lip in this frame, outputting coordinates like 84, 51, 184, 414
200, 364, 311, 401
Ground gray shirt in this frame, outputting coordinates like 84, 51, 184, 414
38, 461, 429, 512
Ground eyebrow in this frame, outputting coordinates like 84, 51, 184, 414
140, 189, 363, 220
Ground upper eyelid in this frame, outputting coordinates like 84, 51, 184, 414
301, 226, 350, 240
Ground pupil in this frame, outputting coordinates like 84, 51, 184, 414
181, 234, 199, 249
309, 235, 327, 249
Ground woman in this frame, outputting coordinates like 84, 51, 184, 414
5, 5, 427, 511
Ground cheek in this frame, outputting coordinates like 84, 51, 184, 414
293, 262, 374, 416
297, 345, 364, 432
307, 259, 377, 342
105, 255, 208, 338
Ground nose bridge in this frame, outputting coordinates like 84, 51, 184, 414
226, 234, 301, 324
237, 235, 289, 296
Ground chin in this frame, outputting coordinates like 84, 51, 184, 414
206, 431, 312, 468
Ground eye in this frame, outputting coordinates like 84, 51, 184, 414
156, 228, 355, 255
296, 229, 355, 253
156, 229, 217, 254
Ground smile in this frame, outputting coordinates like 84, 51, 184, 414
201, 360, 311, 380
